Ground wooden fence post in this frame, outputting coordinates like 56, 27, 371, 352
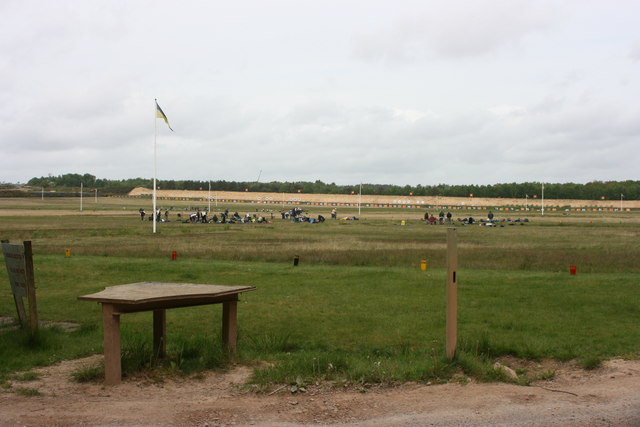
23, 241, 38, 335
2, 239, 38, 333
446, 228, 458, 360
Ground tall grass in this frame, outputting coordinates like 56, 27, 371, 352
0, 205, 639, 386
1, 212, 639, 273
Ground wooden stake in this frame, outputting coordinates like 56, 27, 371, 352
446, 228, 458, 360
23, 241, 38, 335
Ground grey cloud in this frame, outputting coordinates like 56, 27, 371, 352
1, 1, 638, 186
352, 0, 555, 62
631, 42, 640, 60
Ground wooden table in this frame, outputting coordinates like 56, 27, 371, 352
78, 282, 256, 385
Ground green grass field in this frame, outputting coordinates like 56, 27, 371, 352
0, 197, 639, 388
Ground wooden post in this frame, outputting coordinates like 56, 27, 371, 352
102, 304, 122, 385
2, 240, 29, 327
446, 228, 458, 360
222, 299, 238, 354
23, 241, 38, 335
153, 309, 166, 358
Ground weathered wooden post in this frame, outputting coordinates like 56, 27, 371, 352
446, 228, 458, 360
1, 240, 38, 335
23, 241, 38, 334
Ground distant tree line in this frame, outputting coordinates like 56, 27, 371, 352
24, 173, 639, 200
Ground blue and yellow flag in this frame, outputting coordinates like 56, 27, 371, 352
155, 100, 173, 131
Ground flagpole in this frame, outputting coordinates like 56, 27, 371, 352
541, 183, 544, 216
621, 193, 623, 212
358, 182, 362, 216
153, 99, 157, 234
80, 182, 83, 211
208, 181, 211, 212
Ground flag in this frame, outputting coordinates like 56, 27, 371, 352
155, 100, 173, 131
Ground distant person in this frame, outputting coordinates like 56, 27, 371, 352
139, 208, 145, 221
446, 212, 452, 223
488, 211, 494, 221
331, 208, 337, 219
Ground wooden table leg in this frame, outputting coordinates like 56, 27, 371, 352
102, 304, 121, 385
153, 309, 166, 358
222, 300, 238, 354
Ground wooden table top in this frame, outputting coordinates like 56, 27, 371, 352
78, 282, 256, 305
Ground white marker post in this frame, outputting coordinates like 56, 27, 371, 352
80, 182, 83, 211
446, 227, 458, 360
153, 106, 157, 234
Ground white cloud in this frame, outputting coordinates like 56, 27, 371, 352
0, 0, 639, 186
352, 0, 555, 62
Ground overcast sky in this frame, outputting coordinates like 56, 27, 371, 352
1, 0, 638, 186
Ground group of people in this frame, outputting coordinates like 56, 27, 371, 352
423, 211, 453, 224
139, 208, 169, 222
186, 208, 273, 224
137, 205, 365, 225
280, 207, 332, 223
421, 210, 529, 226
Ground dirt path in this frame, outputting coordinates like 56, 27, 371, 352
1, 357, 639, 426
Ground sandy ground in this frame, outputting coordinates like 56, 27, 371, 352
1, 356, 639, 426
